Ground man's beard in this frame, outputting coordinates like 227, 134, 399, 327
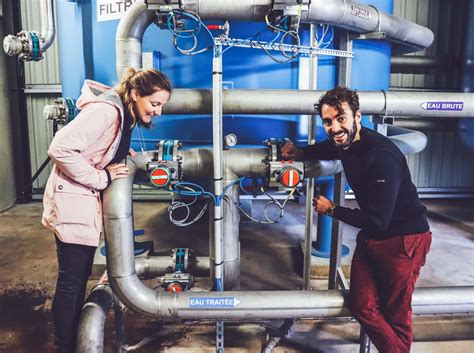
329, 119, 357, 148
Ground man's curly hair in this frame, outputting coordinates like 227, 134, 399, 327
316, 86, 360, 119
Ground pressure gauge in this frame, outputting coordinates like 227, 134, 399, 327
224, 134, 238, 148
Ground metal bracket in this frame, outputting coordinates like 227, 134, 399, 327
371, 115, 394, 125
336, 267, 349, 290
350, 31, 387, 41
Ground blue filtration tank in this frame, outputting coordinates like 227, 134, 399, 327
57, 0, 393, 258
58, 1, 319, 148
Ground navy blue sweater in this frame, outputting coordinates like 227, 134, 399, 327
304, 127, 429, 239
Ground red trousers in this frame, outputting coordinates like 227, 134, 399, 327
349, 231, 432, 353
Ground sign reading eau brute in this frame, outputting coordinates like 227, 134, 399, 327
97, 0, 144, 22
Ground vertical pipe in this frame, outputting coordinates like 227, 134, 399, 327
221, 179, 241, 290
314, 181, 335, 257
329, 30, 353, 290
212, 49, 224, 289
40, 0, 56, 51
212, 46, 225, 353
303, 24, 317, 289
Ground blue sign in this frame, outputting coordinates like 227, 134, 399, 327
420, 102, 464, 111
189, 297, 242, 308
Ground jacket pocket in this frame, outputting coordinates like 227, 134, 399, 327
53, 172, 99, 226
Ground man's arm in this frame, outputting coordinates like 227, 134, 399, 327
281, 140, 338, 160
316, 151, 402, 233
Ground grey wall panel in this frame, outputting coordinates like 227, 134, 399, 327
391, 0, 468, 90
20, 0, 61, 85
26, 94, 59, 189
406, 130, 474, 189
19, 0, 62, 191
392, 0, 474, 192
0, 12, 17, 210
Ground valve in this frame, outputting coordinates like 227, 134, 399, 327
277, 165, 302, 188
3, 31, 43, 61
161, 272, 194, 292
161, 247, 194, 292
207, 21, 230, 38
149, 165, 173, 188
147, 140, 183, 188
43, 97, 78, 125
172, 247, 191, 272
264, 138, 304, 188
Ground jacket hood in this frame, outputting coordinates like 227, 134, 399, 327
76, 80, 124, 114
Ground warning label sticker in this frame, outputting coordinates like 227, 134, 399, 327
97, 0, 145, 22
351, 5, 371, 20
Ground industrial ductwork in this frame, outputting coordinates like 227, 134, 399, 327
3, 0, 56, 61
146, 0, 433, 53
117, 1, 435, 79
162, 89, 474, 118
102, 153, 474, 321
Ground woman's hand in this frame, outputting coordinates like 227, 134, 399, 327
106, 163, 130, 181
128, 148, 137, 157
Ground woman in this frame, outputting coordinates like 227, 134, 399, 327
42, 68, 172, 352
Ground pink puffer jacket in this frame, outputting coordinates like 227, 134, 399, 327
42, 80, 125, 246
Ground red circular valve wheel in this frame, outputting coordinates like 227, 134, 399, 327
167, 283, 183, 293
150, 167, 171, 187
280, 167, 301, 188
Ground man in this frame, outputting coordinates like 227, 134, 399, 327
281, 86, 431, 353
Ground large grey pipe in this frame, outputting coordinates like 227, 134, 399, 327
76, 284, 114, 353
178, 0, 433, 53
164, 89, 474, 118
103, 149, 474, 321
115, 3, 156, 79
304, 0, 433, 54
386, 125, 427, 155
117, 0, 433, 76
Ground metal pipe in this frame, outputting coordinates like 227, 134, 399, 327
178, 0, 432, 53
386, 125, 427, 155
115, 2, 156, 79
391, 55, 456, 73
181, 0, 272, 21
118, 0, 433, 78
163, 89, 474, 118
77, 283, 114, 353
211, 52, 225, 292
3, 0, 56, 60
135, 256, 210, 278
303, 24, 317, 290
221, 175, 241, 290
103, 156, 474, 321
40, 0, 55, 51
305, 0, 433, 54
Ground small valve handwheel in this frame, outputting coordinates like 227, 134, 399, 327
167, 282, 183, 293
278, 166, 301, 188
150, 166, 172, 188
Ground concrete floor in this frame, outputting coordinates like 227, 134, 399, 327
0, 198, 473, 352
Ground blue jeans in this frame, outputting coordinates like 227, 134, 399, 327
52, 236, 96, 351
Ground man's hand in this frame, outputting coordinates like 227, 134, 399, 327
128, 148, 137, 157
313, 195, 335, 215
281, 142, 303, 160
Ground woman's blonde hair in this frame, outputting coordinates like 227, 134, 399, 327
115, 67, 172, 127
